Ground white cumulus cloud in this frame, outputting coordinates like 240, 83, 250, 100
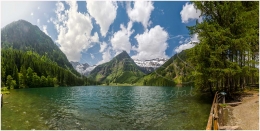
91, 32, 99, 43
52, 1, 95, 62
97, 48, 112, 65
99, 42, 107, 53
180, 2, 201, 23
175, 43, 195, 53
111, 21, 134, 55
87, 1, 118, 37
127, 1, 154, 29
56, 1, 65, 13
132, 25, 168, 60
175, 34, 199, 53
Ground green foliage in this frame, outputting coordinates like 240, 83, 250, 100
32, 73, 41, 87
18, 73, 26, 88
26, 67, 34, 87
40, 76, 48, 87
219, 103, 227, 108
1, 87, 8, 91
53, 77, 59, 87
6, 75, 13, 89
5, 75, 16, 89
11, 80, 17, 89
1, 87, 10, 94
186, 1, 259, 95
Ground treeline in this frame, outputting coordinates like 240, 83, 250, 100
187, 1, 259, 96
1, 48, 99, 89
143, 76, 176, 87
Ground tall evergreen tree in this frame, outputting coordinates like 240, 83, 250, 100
26, 67, 34, 87
187, 1, 259, 95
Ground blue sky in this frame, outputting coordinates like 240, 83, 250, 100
1, 1, 201, 65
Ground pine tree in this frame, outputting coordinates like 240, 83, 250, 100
12, 65, 19, 89
40, 76, 48, 87
18, 73, 26, 88
26, 67, 34, 87
20, 65, 27, 87
32, 73, 40, 87
6, 75, 13, 89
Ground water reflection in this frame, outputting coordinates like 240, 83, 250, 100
1, 86, 210, 130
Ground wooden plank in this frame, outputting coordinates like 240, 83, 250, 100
226, 102, 242, 105
213, 103, 218, 130
214, 119, 218, 130
206, 114, 213, 130
1, 94, 2, 108
214, 103, 218, 118
206, 92, 218, 130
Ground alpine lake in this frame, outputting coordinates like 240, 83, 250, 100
1, 86, 211, 130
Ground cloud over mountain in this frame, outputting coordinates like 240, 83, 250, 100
132, 25, 168, 60
53, 1, 95, 62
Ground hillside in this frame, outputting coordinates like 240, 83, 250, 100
135, 49, 194, 86
89, 51, 145, 84
1, 19, 79, 76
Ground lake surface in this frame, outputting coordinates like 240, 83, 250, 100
1, 86, 211, 130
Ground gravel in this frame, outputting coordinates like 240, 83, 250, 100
230, 91, 259, 130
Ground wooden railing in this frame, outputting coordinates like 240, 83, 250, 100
206, 92, 219, 130
1, 94, 3, 108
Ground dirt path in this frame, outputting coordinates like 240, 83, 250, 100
230, 91, 259, 130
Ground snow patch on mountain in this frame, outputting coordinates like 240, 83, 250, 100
133, 58, 168, 68
70, 61, 96, 76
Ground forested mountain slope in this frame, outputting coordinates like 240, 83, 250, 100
136, 50, 193, 86
1, 20, 99, 88
1, 20, 79, 76
89, 51, 145, 84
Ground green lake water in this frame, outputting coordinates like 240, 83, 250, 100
1, 86, 211, 130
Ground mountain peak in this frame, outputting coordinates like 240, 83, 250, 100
113, 50, 131, 61
17, 19, 31, 24
89, 50, 145, 83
